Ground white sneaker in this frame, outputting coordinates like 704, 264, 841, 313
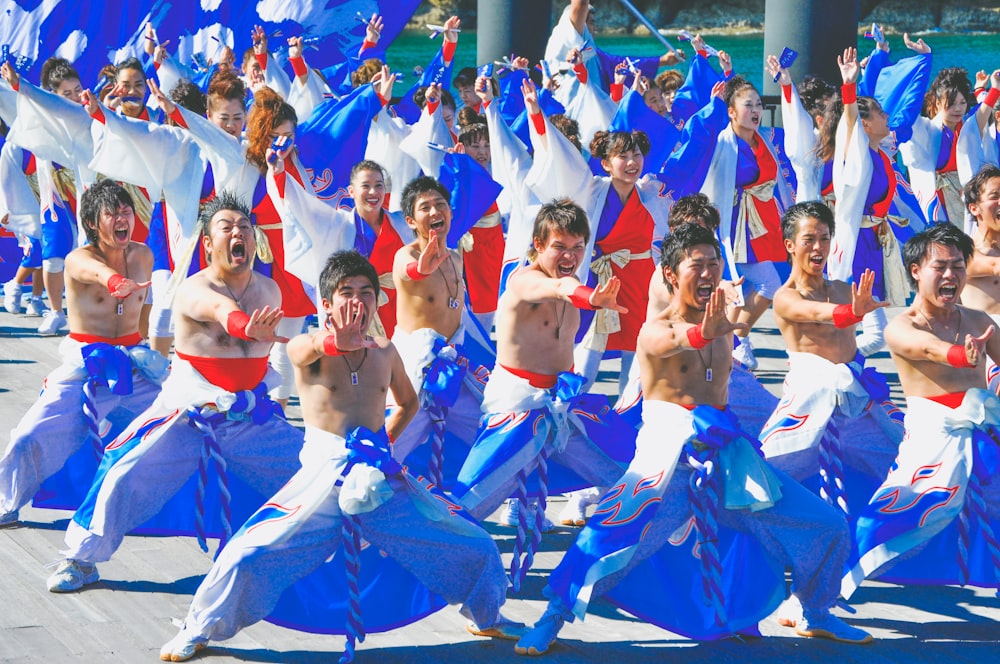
559, 488, 601, 527
38, 310, 67, 336
733, 336, 758, 371
46, 559, 99, 592
795, 611, 873, 644
160, 630, 209, 662
3, 280, 23, 314
499, 500, 556, 533
26, 296, 48, 317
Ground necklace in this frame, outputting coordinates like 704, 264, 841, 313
916, 307, 961, 343
694, 341, 714, 382
439, 254, 462, 310
220, 272, 253, 307
553, 300, 568, 339
116, 248, 129, 316
342, 349, 368, 386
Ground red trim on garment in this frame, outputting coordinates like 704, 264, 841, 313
499, 363, 558, 389
925, 392, 966, 409
175, 351, 268, 393
69, 332, 142, 346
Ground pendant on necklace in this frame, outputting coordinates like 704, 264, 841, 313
705, 368, 713, 382
448, 297, 460, 310
116, 301, 123, 316
350, 371, 359, 386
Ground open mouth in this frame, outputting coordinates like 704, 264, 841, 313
696, 284, 714, 300
364, 195, 381, 207
114, 225, 129, 241
939, 284, 958, 299
809, 255, 825, 268
429, 219, 446, 232
231, 240, 246, 259
557, 261, 576, 277
624, 167, 640, 177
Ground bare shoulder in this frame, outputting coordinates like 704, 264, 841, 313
128, 241, 153, 261
829, 279, 854, 302
884, 309, 916, 340
962, 305, 998, 331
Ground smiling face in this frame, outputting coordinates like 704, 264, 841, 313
602, 148, 643, 188
785, 216, 832, 276
936, 93, 968, 127
270, 119, 295, 147
204, 208, 255, 273
349, 168, 386, 218
643, 87, 667, 117
968, 176, 1000, 231
208, 96, 246, 139
54, 77, 84, 103
322, 274, 377, 333
663, 244, 722, 309
534, 228, 587, 279
116, 67, 147, 118
405, 190, 451, 243
462, 137, 491, 167
95, 202, 136, 251
911, 242, 966, 308
728, 88, 762, 134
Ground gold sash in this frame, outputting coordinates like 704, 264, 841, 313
732, 180, 775, 263
589, 248, 651, 335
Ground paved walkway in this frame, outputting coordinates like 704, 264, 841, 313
1, 307, 998, 663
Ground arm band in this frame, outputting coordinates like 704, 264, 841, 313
687, 324, 710, 349
985, 88, 1000, 109
375, 90, 389, 107
841, 82, 857, 105
406, 261, 428, 281
529, 112, 546, 136
89, 104, 106, 124
832, 303, 864, 328
107, 273, 125, 295
442, 40, 457, 64
696, 49, 709, 59
254, 53, 268, 71
781, 84, 792, 104
426, 99, 439, 115
322, 335, 345, 356
360, 39, 377, 53
947, 344, 974, 368
289, 56, 308, 78
572, 62, 588, 85
568, 285, 597, 310
168, 107, 188, 128
610, 82, 624, 102
226, 310, 253, 341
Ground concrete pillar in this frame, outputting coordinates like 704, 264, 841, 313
477, 0, 553, 70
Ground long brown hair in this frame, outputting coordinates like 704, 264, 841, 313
245, 87, 297, 173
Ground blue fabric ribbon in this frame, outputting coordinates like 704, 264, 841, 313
554, 372, 586, 403
81, 342, 134, 395
848, 351, 890, 403
690, 405, 759, 456
973, 427, 1000, 484
345, 427, 403, 478
421, 338, 467, 409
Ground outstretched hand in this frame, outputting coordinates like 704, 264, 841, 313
766, 54, 790, 86
416, 230, 449, 276
147, 78, 176, 116
326, 300, 378, 352
591, 276, 629, 313
80, 89, 101, 116
838, 47, 859, 85
701, 287, 748, 339
245, 305, 288, 343
961, 325, 994, 367
0, 61, 18, 89
850, 269, 891, 317
903, 32, 931, 54
109, 277, 152, 299
521, 78, 540, 114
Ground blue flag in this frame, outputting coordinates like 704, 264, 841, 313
437, 152, 503, 249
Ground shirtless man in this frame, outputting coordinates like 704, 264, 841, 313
388, 177, 486, 484
0, 180, 165, 527
844, 222, 1000, 599
160, 251, 522, 662
45, 192, 303, 592
955, 164, 1000, 391
453, 199, 634, 588
515, 222, 871, 656
761, 202, 901, 516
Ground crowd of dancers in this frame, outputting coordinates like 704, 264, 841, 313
2, 0, 1000, 660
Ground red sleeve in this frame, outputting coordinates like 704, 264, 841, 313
781, 84, 792, 104
610, 82, 624, 102
254, 53, 268, 71
289, 56, 308, 78
375, 90, 389, 107
529, 112, 546, 136
273, 170, 287, 198
696, 49, 709, 59
168, 107, 188, 128
442, 40, 457, 65
841, 83, 857, 105
360, 39, 377, 53
572, 62, 588, 85
985, 88, 1000, 109
426, 99, 440, 115
89, 104, 107, 124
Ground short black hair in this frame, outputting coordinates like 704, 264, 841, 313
452, 67, 478, 88
781, 201, 835, 243
965, 164, 1000, 212
199, 190, 251, 237
400, 176, 450, 220
529, 198, 590, 262
660, 222, 720, 293
170, 79, 207, 116
40, 56, 80, 92
668, 193, 720, 231
902, 223, 974, 288
350, 160, 385, 182
80, 179, 134, 246
115, 56, 145, 80
319, 250, 379, 301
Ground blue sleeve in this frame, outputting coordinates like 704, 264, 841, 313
594, 47, 660, 90
671, 54, 723, 124
875, 52, 932, 145
857, 47, 889, 98
438, 152, 503, 248
659, 96, 728, 198
497, 70, 529, 126
609, 90, 680, 173
510, 89, 565, 149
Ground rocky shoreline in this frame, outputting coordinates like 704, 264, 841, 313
409, 1, 1000, 35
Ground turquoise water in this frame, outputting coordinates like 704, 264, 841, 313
386, 30, 1000, 91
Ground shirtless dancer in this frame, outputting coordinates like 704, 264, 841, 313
955, 164, 1000, 392
45, 192, 303, 592
844, 222, 1000, 598
515, 223, 871, 655
160, 251, 521, 662
0, 180, 164, 526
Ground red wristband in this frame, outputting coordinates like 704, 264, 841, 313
89, 104, 106, 124
947, 344, 974, 368
360, 39, 377, 52
322, 335, 345, 356
610, 82, 624, 102
781, 84, 792, 104
107, 273, 125, 296
687, 324, 710, 349
696, 49, 709, 59
529, 111, 546, 136
406, 261, 428, 280
426, 99, 439, 115
254, 53, 268, 71
572, 62, 588, 85
168, 106, 188, 128
841, 83, 857, 105
442, 40, 456, 64
832, 303, 864, 328
226, 310, 253, 341
375, 90, 389, 107
985, 88, 1000, 109
289, 56, 308, 78
568, 285, 597, 310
